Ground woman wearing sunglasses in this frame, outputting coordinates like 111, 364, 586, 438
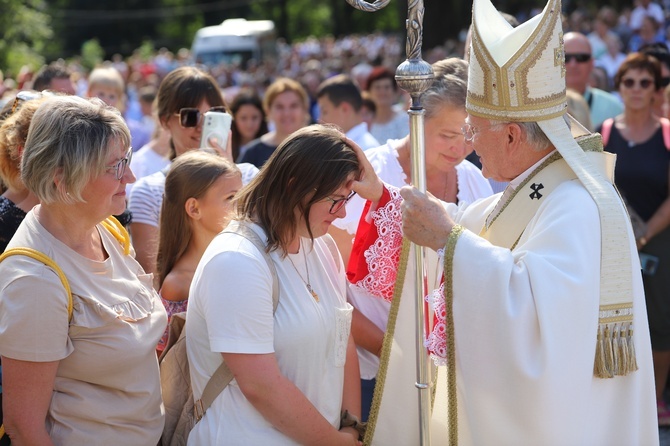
600, 52, 670, 427
0, 96, 166, 445
128, 66, 257, 280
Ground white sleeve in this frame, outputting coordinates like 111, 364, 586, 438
128, 176, 162, 227
195, 248, 275, 354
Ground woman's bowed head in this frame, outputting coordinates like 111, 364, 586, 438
236, 124, 383, 255
186, 124, 383, 445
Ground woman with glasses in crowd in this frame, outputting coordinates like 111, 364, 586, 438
599, 52, 670, 426
186, 125, 371, 445
0, 96, 166, 444
128, 66, 257, 280
328, 58, 493, 421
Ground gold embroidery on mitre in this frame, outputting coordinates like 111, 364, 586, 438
555, 32, 566, 78
467, 0, 568, 122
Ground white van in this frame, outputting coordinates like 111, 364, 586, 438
191, 18, 277, 68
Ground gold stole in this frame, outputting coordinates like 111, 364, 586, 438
480, 150, 615, 249
365, 149, 617, 445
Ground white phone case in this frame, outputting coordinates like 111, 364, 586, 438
201, 111, 232, 150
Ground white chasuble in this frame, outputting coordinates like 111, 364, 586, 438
430, 152, 657, 445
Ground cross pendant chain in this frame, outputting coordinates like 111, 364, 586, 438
306, 284, 320, 302
287, 240, 320, 303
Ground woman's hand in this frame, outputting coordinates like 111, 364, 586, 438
345, 137, 383, 203
338, 427, 363, 445
204, 131, 234, 163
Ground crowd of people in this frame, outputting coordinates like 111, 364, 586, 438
0, 0, 669, 444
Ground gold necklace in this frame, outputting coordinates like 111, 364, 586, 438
287, 240, 319, 302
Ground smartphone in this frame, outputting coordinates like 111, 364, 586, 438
200, 110, 232, 150
639, 253, 659, 276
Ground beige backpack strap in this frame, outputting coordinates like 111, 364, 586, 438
0, 247, 73, 321
194, 220, 279, 422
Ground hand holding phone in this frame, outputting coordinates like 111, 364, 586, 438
201, 111, 232, 151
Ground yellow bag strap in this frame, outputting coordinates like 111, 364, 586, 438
101, 215, 131, 256
0, 247, 73, 322
0, 216, 130, 325
0, 217, 130, 439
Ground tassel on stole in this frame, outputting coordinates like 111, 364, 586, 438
594, 323, 638, 378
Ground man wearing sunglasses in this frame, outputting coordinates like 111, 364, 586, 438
640, 42, 670, 118
564, 32, 623, 128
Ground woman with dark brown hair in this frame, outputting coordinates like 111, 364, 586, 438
600, 52, 670, 426
364, 66, 409, 143
230, 89, 268, 162
128, 66, 257, 280
186, 125, 379, 445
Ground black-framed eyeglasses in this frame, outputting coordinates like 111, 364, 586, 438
621, 78, 654, 89
324, 191, 356, 214
175, 106, 227, 128
106, 146, 133, 180
564, 53, 592, 63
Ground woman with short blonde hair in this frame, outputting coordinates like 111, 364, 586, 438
238, 77, 309, 168
0, 95, 166, 445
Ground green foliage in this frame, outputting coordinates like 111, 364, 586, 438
154, 0, 205, 50
0, 0, 52, 77
4, 43, 45, 78
286, 0, 332, 39
137, 40, 156, 61
80, 39, 105, 71
156, 15, 204, 50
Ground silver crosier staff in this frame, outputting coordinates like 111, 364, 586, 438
345, 1, 435, 445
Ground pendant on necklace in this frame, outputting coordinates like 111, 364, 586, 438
306, 284, 319, 302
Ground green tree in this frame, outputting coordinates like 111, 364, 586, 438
0, 0, 52, 77
80, 39, 105, 70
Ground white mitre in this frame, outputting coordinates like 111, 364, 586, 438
467, 0, 638, 378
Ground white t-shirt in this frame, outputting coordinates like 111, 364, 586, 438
334, 139, 493, 379
128, 162, 259, 228
629, 2, 665, 30
346, 122, 380, 151
369, 110, 409, 144
186, 223, 353, 445
127, 144, 170, 194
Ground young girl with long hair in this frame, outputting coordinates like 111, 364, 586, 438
155, 150, 242, 353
